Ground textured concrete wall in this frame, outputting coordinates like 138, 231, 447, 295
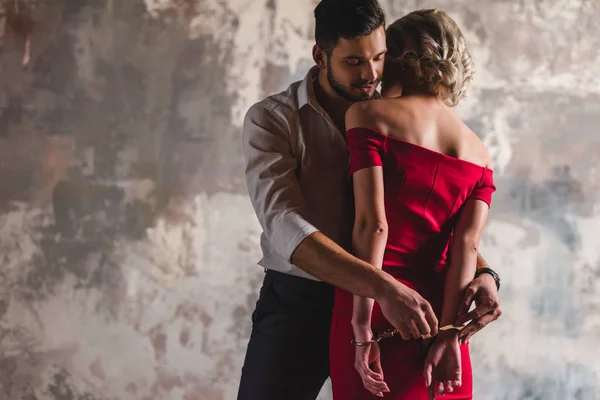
0, 0, 599, 399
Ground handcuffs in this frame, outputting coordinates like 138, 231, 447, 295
350, 324, 465, 346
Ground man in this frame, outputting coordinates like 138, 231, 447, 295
238, 0, 502, 399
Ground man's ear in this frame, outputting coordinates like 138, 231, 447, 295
312, 45, 327, 69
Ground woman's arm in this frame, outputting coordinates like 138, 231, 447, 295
350, 166, 389, 340
424, 198, 491, 397
440, 199, 490, 328
345, 102, 390, 340
345, 101, 437, 342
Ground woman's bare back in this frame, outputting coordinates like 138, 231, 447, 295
346, 96, 492, 169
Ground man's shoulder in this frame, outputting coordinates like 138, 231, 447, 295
247, 80, 303, 120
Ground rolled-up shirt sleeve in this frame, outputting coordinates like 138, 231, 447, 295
242, 103, 319, 262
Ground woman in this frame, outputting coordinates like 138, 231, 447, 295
329, 9, 496, 400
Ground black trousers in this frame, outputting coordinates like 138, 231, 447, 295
237, 269, 335, 400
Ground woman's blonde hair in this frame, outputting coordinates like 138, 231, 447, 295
385, 9, 474, 107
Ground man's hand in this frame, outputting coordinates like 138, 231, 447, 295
455, 273, 501, 344
376, 278, 439, 339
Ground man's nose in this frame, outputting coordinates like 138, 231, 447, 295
361, 62, 378, 82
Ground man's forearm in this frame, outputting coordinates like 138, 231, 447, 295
290, 231, 393, 300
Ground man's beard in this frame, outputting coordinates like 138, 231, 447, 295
327, 64, 378, 102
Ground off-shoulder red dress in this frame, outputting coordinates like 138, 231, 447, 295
330, 127, 496, 400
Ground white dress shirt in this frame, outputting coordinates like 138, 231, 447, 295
242, 66, 354, 281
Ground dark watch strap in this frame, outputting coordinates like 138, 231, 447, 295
475, 267, 501, 291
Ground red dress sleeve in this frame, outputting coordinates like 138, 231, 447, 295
345, 127, 387, 177
468, 168, 496, 207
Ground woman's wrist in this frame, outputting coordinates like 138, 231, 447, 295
436, 329, 460, 342
351, 322, 373, 341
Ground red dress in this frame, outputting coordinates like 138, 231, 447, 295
330, 127, 496, 400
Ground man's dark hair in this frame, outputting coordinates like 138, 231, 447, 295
314, 0, 387, 54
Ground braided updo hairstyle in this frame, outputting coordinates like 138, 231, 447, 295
385, 9, 474, 107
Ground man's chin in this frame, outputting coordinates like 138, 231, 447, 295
354, 91, 375, 101
331, 86, 373, 102
339, 92, 366, 103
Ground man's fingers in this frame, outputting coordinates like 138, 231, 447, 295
398, 325, 412, 340
455, 308, 481, 326
457, 286, 476, 318
423, 304, 439, 336
414, 313, 431, 337
409, 319, 422, 339
458, 311, 499, 342
457, 295, 501, 325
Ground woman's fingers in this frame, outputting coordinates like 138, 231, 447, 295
428, 384, 436, 400
445, 380, 454, 393
355, 354, 388, 395
371, 361, 389, 391
360, 371, 387, 396
437, 381, 445, 395
360, 365, 388, 392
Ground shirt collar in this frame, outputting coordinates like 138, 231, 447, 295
297, 66, 325, 114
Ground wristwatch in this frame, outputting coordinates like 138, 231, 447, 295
474, 267, 501, 291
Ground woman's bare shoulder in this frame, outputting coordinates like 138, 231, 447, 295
461, 127, 493, 169
345, 99, 408, 133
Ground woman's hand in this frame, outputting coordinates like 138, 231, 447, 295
353, 327, 390, 397
423, 331, 462, 400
